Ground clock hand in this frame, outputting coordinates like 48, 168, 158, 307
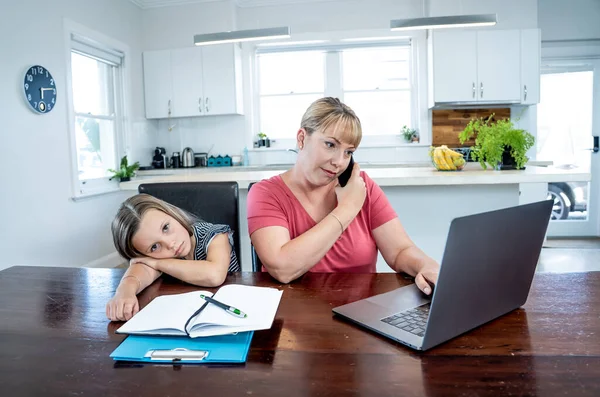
40, 87, 44, 100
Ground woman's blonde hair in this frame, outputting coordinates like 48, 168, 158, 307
300, 97, 362, 147
111, 194, 197, 260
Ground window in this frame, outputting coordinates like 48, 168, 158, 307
256, 41, 413, 144
342, 47, 411, 136
258, 51, 325, 140
66, 28, 127, 198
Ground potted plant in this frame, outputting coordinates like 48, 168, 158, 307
257, 132, 270, 148
458, 115, 535, 170
109, 156, 140, 182
401, 125, 419, 143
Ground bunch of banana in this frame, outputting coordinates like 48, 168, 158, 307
429, 145, 466, 171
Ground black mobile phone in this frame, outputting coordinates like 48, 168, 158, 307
338, 156, 354, 187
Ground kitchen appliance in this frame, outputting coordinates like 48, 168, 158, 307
171, 152, 181, 168
152, 147, 167, 169
194, 152, 208, 167
182, 147, 195, 168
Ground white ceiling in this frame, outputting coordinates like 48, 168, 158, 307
129, 0, 339, 9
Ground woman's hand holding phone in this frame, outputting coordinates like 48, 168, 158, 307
335, 161, 366, 217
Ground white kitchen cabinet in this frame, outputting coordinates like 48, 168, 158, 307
431, 30, 478, 103
201, 44, 244, 116
143, 50, 172, 119
429, 29, 523, 106
170, 47, 203, 118
477, 30, 521, 102
143, 44, 243, 119
520, 29, 541, 105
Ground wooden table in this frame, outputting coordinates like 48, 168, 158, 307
1, 266, 599, 397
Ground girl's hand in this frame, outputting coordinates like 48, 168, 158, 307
106, 291, 139, 321
130, 257, 160, 270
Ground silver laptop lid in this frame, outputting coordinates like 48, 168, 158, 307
422, 200, 553, 350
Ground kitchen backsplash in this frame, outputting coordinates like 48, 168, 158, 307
155, 116, 247, 160
432, 108, 511, 147
148, 106, 534, 167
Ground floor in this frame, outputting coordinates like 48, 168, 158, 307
537, 237, 600, 273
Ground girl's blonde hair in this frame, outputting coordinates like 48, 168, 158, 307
300, 97, 362, 147
111, 194, 196, 260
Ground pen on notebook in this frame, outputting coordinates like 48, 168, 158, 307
199, 294, 247, 318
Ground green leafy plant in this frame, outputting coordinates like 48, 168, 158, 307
458, 115, 534, 170
257, 132, 268, 139
401, 125, 419, 142
108, 156, 140, 181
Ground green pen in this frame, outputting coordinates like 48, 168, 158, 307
200, 294, 247, 318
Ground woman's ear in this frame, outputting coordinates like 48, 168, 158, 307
297, 128, 305, 150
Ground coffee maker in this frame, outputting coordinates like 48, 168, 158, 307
152, 147, 167, 169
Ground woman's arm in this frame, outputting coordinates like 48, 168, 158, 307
372, 218, 440, 295
134, 233, 231, 287
252, 166, 366, 284
106, 262, 161, 321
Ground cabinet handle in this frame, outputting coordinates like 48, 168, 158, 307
480, 82, 484, 98
198, 97, 202, 113
524, 85, 528, 101
168, 99, 171, 116
205, 97, 210, 113
472, 82, 476, 98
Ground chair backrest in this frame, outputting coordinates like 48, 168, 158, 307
138, 182, 241, 269
247, 182, 263, 272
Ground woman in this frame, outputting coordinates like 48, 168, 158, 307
247, 97, 439, 293
106, 194, 239, 321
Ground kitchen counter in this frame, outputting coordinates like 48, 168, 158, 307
121, 163, 589, 272
122, 162, 588, 190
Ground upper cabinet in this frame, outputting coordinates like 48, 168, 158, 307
143, 44, 244, 119
520, 29, 541, 105
143, 50, 172, 119
428, 29, 541, 107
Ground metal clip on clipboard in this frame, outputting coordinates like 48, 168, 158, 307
146, 348, 209, 362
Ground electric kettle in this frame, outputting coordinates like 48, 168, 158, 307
182, 147, 195, 168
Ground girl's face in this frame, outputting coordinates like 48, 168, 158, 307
131, 209, 192, 259
298, 126, 356, 186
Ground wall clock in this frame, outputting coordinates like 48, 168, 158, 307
24, 65, 57, 114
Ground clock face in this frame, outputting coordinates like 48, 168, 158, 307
24, 65, 57, 114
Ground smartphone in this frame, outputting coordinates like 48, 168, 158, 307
338, 156, 354, 187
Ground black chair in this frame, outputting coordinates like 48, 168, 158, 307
248, 182, 263, 272
138, 182, 241, 270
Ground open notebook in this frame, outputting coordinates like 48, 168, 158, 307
116, 284, 283, 338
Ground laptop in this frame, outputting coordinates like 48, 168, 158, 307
332, 200, 553, 351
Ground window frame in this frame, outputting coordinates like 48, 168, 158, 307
63, 19, 131, 200
251, 36, 423, 149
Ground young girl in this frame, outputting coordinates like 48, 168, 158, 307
106, 193, 240, 321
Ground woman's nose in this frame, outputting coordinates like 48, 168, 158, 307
331, 150, 346, 166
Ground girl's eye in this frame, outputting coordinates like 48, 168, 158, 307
346, 151, 354, 156
151, 244, 159, 252
163, 223, 169, 233
325, 141, 335, 148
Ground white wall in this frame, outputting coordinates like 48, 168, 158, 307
538, 0, 600, 41
141, 0, 539, 163
0, 0, 147, 270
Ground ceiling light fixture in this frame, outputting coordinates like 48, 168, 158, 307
194, 26, 291, 46
390, 14, 497, 31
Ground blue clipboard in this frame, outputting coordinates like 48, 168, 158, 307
110, 331, 253, 364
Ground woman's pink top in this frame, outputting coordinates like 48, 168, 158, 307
247, 171, 397, 273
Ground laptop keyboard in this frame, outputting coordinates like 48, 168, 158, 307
381, 303, 430, 337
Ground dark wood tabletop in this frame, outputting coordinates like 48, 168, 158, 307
0, 266, 599, 397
